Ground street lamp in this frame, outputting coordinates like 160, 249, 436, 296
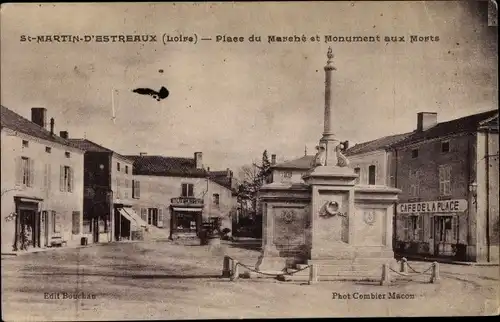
469, 182, 478, 205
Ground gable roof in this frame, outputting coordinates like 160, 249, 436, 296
126, 155, 235, 190
0, 105, 82, 150
207, 171, 236, 191
67, 138, 133, 162
345, 132, 414, 156
126, 155, 206, 177
272, 155, 315, 170
392, 109, 499, 148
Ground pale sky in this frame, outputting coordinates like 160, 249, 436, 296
1, 2, 497, 172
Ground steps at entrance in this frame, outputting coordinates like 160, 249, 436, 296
280, 258, 390, 281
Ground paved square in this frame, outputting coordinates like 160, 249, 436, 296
2, 242, 499, 320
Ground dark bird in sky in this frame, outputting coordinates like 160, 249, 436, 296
132, 86, 169, 101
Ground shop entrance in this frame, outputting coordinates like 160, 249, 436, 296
171, 210, 202, 238
14, 200, 41, 251
433, 215, 457, 257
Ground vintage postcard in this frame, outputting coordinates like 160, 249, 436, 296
1, 1, 498, 320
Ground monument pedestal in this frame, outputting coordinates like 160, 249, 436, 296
303, 166, 401, 280
255, 182, 311, 272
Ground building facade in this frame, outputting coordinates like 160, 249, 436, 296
345, 133, 412, 186
68, 139, 146, 243
126, 153, 237, 239
1, 106, 84, 253
392, 111, 499, 263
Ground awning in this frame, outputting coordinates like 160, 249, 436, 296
118, 208, 136, 225
120, 208, 148, 227
172, 207, 202, 212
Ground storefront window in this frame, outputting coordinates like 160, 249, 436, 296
176, 212, 197, 233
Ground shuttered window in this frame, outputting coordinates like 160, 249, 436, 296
52, 211, 59, 233
439, 165, 452, 196
157, 208, 164, 228
132, 180, 141, 199
60, 166, 73, 192
140, 208, 147, 223
72, 211, 81, 234
43, 163, 52, 190
181, 183, 194, 197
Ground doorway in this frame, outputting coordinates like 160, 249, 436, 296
434, 215, 456, 257
16, 208, 40, 250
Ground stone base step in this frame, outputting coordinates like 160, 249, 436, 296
240, 270, 286, 279
278, 274, 382, 282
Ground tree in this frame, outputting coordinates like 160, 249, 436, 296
236, 150, 273, 220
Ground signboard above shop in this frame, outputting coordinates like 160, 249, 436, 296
397, 199, 468, 214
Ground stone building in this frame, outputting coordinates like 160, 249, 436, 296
125, 153, 237, 240
1, 106, 84, 253
391, 110, 499, 263
67, 139, 146, 243
345, 132, 412, 186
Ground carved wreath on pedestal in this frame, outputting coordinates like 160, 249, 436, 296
281, 210, 296, 224
319, 201, 347, 218
363, 211, 376, 225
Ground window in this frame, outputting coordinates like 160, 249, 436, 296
125, 165, 129, 174
404, 215, 423, 241
368, 165, 376, 185
441, 141, 450, 153
117, 162, 121, 172
148, 208, 163, 227
354, 167, 361, 184
45, 146, 51, 153
22, 140, 29, 148
411, 149, 419, 158
60, 165, 73, 192
213, 193, 220, 206
181, 183, 194, 197
409, 169, 420, 198
65, 152, 71, 158
439, 165, 452, 196
21, 157, 33, 187
132, 180, 141, 199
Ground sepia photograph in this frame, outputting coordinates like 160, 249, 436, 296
1, 1, 498, 320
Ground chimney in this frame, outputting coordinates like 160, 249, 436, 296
59, 131, 69, 139
31, 107, 47, 128
49, 118, 55, 136
271, 154, 276, 165
139, 152, 148, 156
226, 167, 232, 178
417, 112, 438, 132
194, 152, 203, 169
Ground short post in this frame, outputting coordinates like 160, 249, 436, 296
431, 261, 440, 284
380, 263, 391, 286
400, 257, 408, 274
308, 264, 318, 285
230, 260, 240, 281
222, 256, 231, 278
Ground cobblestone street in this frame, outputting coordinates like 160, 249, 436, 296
2, 241, 498, 320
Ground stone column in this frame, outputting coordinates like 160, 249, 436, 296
320, 47, 340, 166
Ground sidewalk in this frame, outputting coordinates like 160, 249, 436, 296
1, 241, 123, 258
396, 253, 499, 266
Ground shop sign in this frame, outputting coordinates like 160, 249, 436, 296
397, 199, 468, 214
